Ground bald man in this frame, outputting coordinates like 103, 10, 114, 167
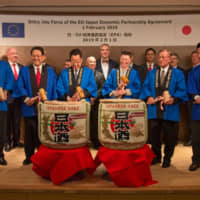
5, 48, 24, 152
86, 56, 104, 149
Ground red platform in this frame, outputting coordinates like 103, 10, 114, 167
31, 145, 95, 185
93, 144, 158, 187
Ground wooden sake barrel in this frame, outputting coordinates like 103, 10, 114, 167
98, 99, 148, 150
38, 101, 90, 149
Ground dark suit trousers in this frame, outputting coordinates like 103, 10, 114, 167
0, 111, 7, 157
191, 120, 200, 164
24, 117, 41, 159
6, 100, 21, 145
150, 119, 178, 161
90, 102, 100, 147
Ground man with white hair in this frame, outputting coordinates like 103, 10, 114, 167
5, 48, 24, 151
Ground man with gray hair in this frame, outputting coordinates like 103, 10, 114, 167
96, 44, 118, 83
5, 48, 24, 152
140, 49, 188, 168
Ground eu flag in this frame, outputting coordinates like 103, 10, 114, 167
2, 23, 25, 38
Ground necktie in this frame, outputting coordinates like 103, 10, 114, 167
148, 64, 152, 71
13, 63, 18, 80
36, 67, 41, 87
160, 70, 165, 86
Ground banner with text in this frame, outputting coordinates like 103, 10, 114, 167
0, 14, 199, 46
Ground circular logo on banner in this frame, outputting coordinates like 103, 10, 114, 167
8, 24, 20, 36
182, 25, 192, 35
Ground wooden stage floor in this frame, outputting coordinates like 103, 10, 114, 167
0, 144, 200, 200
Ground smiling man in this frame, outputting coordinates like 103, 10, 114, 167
13, 46, 57, 165
57, 48, 97, 102
5, 48, 24, 152
140, 49, 188, 168
102, 51, 141, 99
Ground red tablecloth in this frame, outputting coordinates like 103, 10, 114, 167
31, 145, 95, 185
93, 144, 158, 187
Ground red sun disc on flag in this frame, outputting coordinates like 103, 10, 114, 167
182, 25, 192, 35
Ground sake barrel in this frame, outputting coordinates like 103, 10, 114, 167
98, 99, 147, 150
38, 101, 90, 149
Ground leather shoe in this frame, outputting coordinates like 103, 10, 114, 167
0, 157, 7, 165
184, 140, 192, 146
189, 163, 200, 171
102, 172, 112, 181
13, 142, 24, 148
151, 157, 161, 165
23, 158, 32, 165
4, 144, 11, 152
162, 160, 170, 168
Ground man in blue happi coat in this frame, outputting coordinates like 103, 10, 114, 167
13, 46, 57, 165
0, 60, 14, 165
187, 43, 200, 171
140, 49, 188, 168
5, 48, 24, 152
102, 51, 141, 99
57, 48, 97, 102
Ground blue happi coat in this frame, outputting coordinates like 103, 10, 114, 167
0, 60, 14, 111
13, 65, 57, 117
187, 64, 200, 120
56, 66, 97, 102
140, 67, 188, 121
102, 68, 141, 98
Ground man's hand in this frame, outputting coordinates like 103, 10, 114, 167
25, 96, 39, 106
147, 96, 157, 104
67, 92, 80, 102
0, 91, 7, 101
113, 90, 120, 97
37, 92, 42, 102
118, 89, 126, 96
165, 97, 174, 105
118, 81, 127, 90
3, 91, 7, 101
67, 96, 72, 101
194, 97, 200, 104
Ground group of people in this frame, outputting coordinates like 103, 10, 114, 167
0, 43, 200, 174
